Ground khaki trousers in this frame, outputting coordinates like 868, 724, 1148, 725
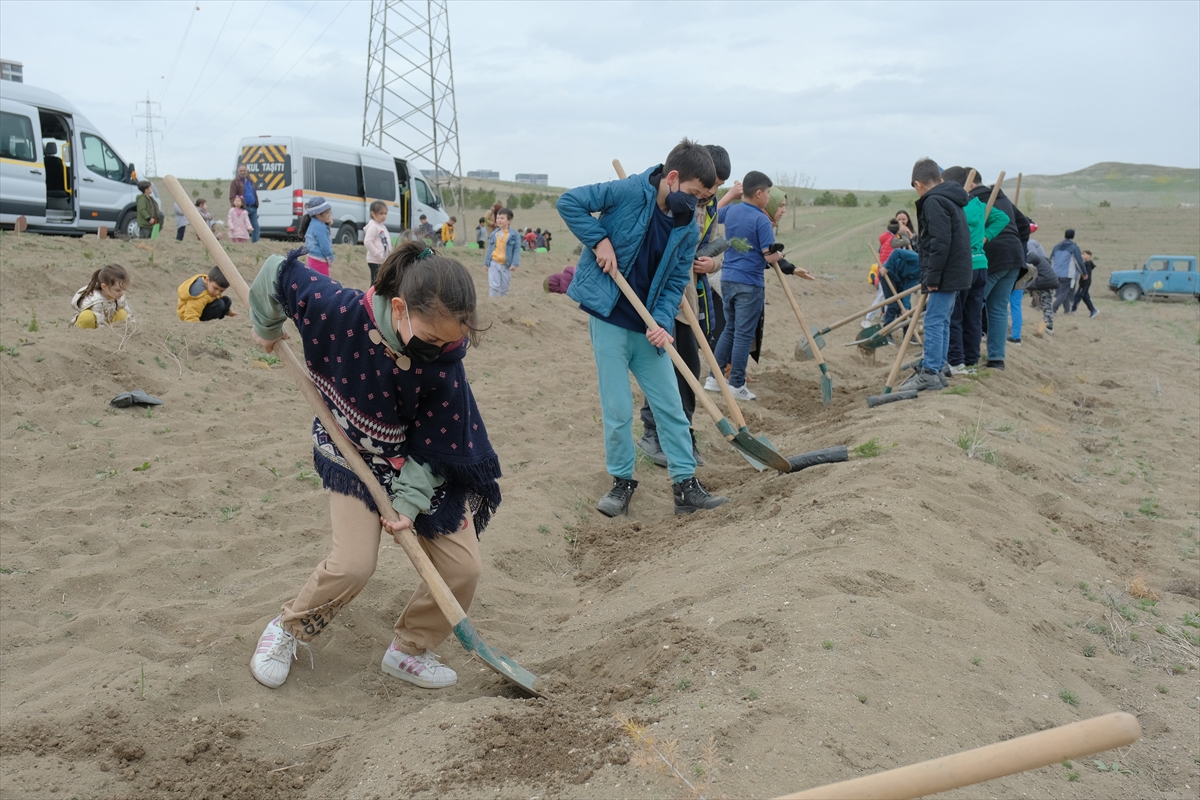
280, 492, 481, 656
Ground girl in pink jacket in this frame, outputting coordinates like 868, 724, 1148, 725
364, 200, 391, 284
228, 196, 252, 243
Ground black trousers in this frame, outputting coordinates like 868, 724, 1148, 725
1072, 280, 1096, 313
640, 322, 699, 438
200, 297, 232, 321
175, 224, 187, 241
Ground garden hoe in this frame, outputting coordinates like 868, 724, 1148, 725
776, 711, 1139, 800
803, 283, 920, 360
165, 175, 542, 697
771, 258, 833, 406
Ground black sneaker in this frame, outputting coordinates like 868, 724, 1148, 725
636, 433, 668, 468
985, 360, 1005, 370
597, 478, 638, 517
899, 368, 943, 392
672, 477, 727, 515
1007, 337, 1021, 346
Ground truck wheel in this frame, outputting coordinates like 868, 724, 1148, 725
336, 223, 357, 245
118, 210, 139, 239
1117, 284, 1142, 302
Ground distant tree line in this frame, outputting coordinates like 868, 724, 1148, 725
441, 187, 560, 210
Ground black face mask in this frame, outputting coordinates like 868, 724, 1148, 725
666, 184, 699, 217
398, 311, 444, 363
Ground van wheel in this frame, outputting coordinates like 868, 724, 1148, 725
336, 223, 357, 245
1117, 284, 1142, 302
118, 210, 139, 239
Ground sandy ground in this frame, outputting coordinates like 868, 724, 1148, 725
1, 193, 1198, 800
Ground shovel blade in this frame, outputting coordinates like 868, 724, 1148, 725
731, 429, 792, 473
794, 330, 827, 362
821, 374, 833, 407
454, 618, 541, 696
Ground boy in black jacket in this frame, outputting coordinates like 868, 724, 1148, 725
900, 158, 973, 392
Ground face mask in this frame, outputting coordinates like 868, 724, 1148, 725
397, 309, 444, 364
666, 179, 698, 216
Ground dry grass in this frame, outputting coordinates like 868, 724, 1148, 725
616, 714, 722, 800
1126, 574, 1161, 601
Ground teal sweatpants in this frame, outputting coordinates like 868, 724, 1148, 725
588, 315, 696, 483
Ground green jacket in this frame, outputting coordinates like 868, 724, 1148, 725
136, 193, 161, 229
963, 197, 1008, 270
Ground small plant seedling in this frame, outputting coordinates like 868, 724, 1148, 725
537, 524, 550, 533
16, 420, 33, 431
646, 694, 661, 705
1083, 645, 1096, 658
1068, 770, 1081, 782
1156, 684, 1168, 694
27, 312, 38, 332
676, 678, 692, 691
132, 461, 151, 472
256, 354, 281, 366
681, 652, 691, 664
155, 355, 167, 369
152, 427, 171, 435
141, 522, 150, 528
970, 656, 982, 666
857, 694, 867, 704
821, 639, 834, 651
851, 438, 882, 458
85, 419, 100, 427
218, 505, 241, 523
744, 689, 760, 701
1059, 689, 1080, 706
96, 468, 119, 480
295, 469, 320, 487
268, 466, 282, 477
944, 384, 972, 396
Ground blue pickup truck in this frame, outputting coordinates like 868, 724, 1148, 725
1108, 255, 1198, 301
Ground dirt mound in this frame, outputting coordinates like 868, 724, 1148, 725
2, 209, 1198, 800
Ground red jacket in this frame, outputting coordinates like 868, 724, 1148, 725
878, 231, 895, 268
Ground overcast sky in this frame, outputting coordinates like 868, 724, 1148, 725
2, 0, 1197, 190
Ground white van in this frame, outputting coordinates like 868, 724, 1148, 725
1, 83, 146, 236
235, 135, 449, 243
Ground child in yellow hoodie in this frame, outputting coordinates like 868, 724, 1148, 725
177, 267, 236, 322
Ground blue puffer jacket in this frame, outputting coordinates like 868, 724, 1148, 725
557, 165, 699, 331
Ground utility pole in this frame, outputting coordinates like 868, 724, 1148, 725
363, 0, 464, 227
134, 93, 164, 178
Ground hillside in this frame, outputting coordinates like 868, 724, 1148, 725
0, 200, 1197, 799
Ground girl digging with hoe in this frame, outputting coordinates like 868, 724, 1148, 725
247, 240, 501, 690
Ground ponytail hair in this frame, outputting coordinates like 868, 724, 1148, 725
297, 214, 312, 239
83, 263, 130, 296
374, 239, 487, 346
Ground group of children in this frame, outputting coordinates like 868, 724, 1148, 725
70, 262, 234, 329
892, 158, 1097, 392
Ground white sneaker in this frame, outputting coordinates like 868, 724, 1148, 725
703, 375, 721, 393
250, 616, 311, 688
949, 363, 976, 376
727, 384, 756, 401
381, 643, 457, 689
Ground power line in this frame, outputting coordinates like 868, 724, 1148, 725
164, 0, 237, 139
183, 0, 354, 154
158, 2, 200, 104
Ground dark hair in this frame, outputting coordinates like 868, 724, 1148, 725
83, 263, 129, 296
478, 217, 485, 223
887, 219, 900, 234
369, 200, 387, 215
419, 214, 427, 220
374, 240, 486, 346
1083, 250, 1092, 256
297, 215, 312, 238
498, 208, 513, 220
449, 216, 456, 223
664, 137, 717, 188
940, 166, 967, 187
208, 266, 229, 289
195, 198, 206, 207
911, 158, 941, 187
895, 209, 915, 233
1065, 229, 1075, 239
742, 170, 772, 198
705, 144, 731, 183
962, 166, 982, 185
137, 180, 152, 192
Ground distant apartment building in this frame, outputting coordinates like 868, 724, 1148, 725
1, 59, 24, 82
515, 173, 548, 186
467, 169, 500, 180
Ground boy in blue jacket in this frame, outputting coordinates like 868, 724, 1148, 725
557, 139, 728, 518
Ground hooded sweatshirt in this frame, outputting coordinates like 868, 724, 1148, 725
1051, 238, 1085, 280
914, 181, 973, 293
970, 187, 1025, 271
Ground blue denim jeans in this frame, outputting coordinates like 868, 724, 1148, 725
247, 205, 260, 243
920, 290, 957, 373
712, 280, 764, 388
984, 268, 1019, 362
588, 316, 695, 483
1009, 289, 1024, 339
